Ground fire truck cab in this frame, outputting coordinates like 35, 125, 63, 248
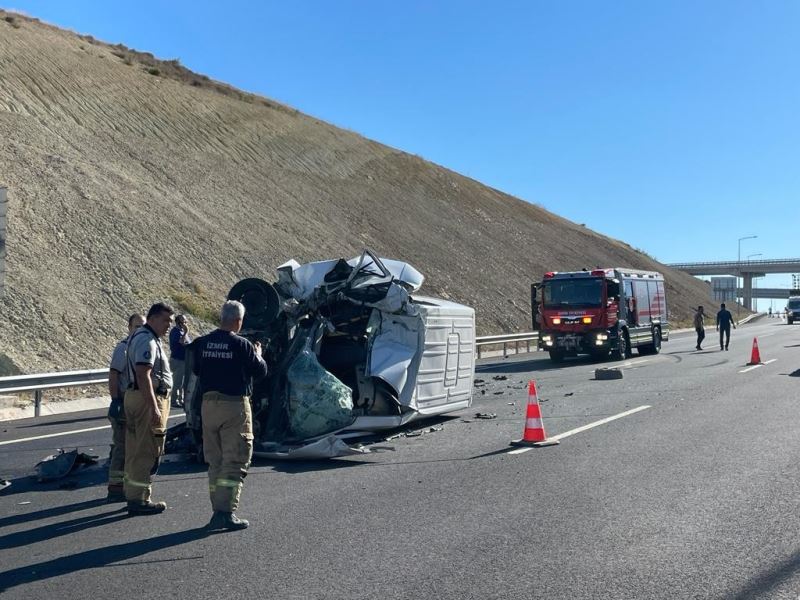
532, 268, 669, 363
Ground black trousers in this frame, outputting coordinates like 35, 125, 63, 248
695, 328, 705, 348
719, 326, 731, 349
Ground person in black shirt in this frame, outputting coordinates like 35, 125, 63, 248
193, 300, 267, 531
716, 303, 737, 351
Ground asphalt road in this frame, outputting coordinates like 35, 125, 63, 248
1, 316, 799, 599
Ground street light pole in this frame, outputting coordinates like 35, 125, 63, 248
737, 235, 757, 320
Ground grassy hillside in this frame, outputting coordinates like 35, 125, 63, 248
0, 10, 718, 374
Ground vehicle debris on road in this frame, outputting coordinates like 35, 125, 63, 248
594, 367, 624, 380
35, 448, 99, 482
474, 412, 497, 420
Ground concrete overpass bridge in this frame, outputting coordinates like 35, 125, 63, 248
667, 259, 800, 309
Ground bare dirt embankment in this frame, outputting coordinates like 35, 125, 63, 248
0, 11, 719, 375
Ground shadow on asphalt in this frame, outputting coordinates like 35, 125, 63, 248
477, 356, 602, 374
727, 549, 800, 599
0, 508, 128, 550
784, 369, 800, 377
0, 497, 108, 529
0, 526, 214, 593
0, 456, 207, 499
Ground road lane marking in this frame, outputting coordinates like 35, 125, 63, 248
738, 358, 776, 373
0, 414, 184, 446
508, 405, 651, 454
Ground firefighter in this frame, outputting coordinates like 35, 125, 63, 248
106, 313, 145, 502
123, 302, 175, 515
193, 300, 267, 531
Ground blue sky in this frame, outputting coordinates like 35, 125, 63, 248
6, 1, 800, 303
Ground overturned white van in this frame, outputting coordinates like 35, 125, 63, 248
184, 250, 475, 458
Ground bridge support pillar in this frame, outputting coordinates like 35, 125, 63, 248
742, 273, 753, 310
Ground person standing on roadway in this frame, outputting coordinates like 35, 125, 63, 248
123, 302, 175, 515
106, 313, 145, 503
169, 314, 192, 408
716, 303, 736, 351
192, 300, 267, 531
693, 305, 706, 351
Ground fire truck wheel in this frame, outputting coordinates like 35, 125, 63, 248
548, 350, 565, 363
611, 331, 628, 361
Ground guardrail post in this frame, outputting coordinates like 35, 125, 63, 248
34, 389, 42, 417
502, 342, 507, 357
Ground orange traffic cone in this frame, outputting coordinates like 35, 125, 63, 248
747, 337, 762, 365
510, 380, 559, 447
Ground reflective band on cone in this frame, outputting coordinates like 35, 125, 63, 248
510, 379, 559, 448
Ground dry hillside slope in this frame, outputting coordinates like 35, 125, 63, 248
0, 11, 717, 374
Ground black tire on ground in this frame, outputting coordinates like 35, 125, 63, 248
611, 331, 628, 361
789, 318, 794, 325
548, 349, 565, 363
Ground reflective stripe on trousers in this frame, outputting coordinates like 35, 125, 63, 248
201, 393, 253, 512
123, 389, 170, 503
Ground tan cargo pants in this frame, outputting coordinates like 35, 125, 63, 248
201, 393, 254, 512
107, 415, 126, 488
123, 389, 170, 503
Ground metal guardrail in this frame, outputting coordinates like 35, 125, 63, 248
475, 332, 538, 358
0, 333, 543, 417
0, 369, 108, 417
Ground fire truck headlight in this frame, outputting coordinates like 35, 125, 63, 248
552, 318, 561, 325
582, 316, 592, 324
596, 333, 608, 341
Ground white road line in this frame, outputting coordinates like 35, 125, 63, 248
765, 358, 778, 365
509, 447, 537, 454
0, 414, 184, 447
508, 405, 651, 454
739, 364, 762, 373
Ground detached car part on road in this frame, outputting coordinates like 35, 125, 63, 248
181, 250, 476, 458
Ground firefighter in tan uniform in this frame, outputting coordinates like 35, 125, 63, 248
123, 302, 175, 515
192, 300, 267, 530
106, 313, 145, 502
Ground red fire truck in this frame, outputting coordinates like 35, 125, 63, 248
532, 268, 669, 363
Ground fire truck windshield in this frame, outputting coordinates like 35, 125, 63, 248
543, 278, 603, 308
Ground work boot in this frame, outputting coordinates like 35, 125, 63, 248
106, 486, 126, 503
127, 500, 167, 515
207, 510, 249, 531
